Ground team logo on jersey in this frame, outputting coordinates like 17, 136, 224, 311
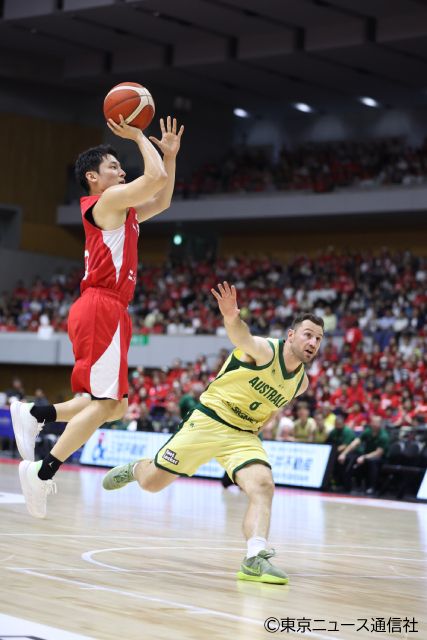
248, 376, 289, 408
128, 269, 136, 283
162, 448, 179, 465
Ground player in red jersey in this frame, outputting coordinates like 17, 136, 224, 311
11, 115, 184, 518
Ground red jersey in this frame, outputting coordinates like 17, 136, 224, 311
80, 195, 139, 305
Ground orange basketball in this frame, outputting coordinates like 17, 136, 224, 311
103, 82, 155, 131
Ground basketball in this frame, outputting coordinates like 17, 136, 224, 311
103, 82, 155, 131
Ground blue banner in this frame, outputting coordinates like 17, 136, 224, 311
80, 429, 332, 488
0, 408, 13, 439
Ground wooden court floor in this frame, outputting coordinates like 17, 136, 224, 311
0, 459, 426, 640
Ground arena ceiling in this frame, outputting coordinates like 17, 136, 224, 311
2, 0, 427, 114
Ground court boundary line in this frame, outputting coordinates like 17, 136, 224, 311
1, 533, 426, 555
9, 568, 341, 640
80, 545, 427, 567
7, 566, 427, 580
0, 533, 426, 552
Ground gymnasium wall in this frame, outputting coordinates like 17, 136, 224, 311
113, 226, 427, 261
0, 79, 101, 126
218, 227, 427, 258
138, 228, 427, 260
0, 364, 72, 403
0, 249, 81, 290
0, 111, 102, 258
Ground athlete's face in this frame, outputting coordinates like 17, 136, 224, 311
86, 154, 126, 193
288, 320, 323, 365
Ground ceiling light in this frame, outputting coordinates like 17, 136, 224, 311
359, 96, 380, 108
233, 108, 250, 118
293, 103, 314, 113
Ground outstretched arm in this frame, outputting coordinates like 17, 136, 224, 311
97, 115, 167, 217
135, 116, 184, 223
211, 281, 273, 365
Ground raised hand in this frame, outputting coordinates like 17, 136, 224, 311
211, 281, 240, 320
107, 114, 142, 142
149, 116, 184, 158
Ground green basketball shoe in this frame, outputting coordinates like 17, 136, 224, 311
102, 460, 142, 491
237, 549, 289, 585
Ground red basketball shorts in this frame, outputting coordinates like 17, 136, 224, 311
67, 288, 132, 400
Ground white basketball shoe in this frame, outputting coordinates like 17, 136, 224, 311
11, 401, 42, 461
19, 460, 57, 519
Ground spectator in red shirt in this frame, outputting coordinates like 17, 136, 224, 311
347, 374, 366, 406
345, 320, 363, 354
346, 401, 368, 433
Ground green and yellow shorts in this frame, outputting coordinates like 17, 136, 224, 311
154, 408, 271, 481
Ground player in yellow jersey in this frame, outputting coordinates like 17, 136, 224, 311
103, 281, 324, 584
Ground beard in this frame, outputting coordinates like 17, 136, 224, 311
291, 343, 315, 366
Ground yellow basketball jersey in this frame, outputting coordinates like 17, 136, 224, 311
198, 339, 305, 432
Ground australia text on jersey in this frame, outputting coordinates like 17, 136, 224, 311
248, 376, 290, 409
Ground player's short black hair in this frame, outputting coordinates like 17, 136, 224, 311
75, 144, 119, 192
291, 313, 324, 331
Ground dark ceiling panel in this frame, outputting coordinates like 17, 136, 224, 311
217, 0, 358, 27
141, 0, 287, 36
182, 59, 345, 108
255, 53, 374, 94
0, 22, 84, 56
91, 3, 220, 44
0, 0, 427, 110
0, 47, 62, 81
105, 66, 262, 110
319, 43, 427, 88
326, 0, 422, 18
253, 51, 422, 107
18, 13, 144, 51
389, 37, 427, 61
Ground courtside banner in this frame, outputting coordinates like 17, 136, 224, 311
264, 441, 332, 488
417, 470, 427, 500
79, 429, 169, 467
80, 430, 332, 488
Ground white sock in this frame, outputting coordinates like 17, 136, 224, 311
246, 536, 267, 559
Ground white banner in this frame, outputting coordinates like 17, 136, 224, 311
80, 430, 332, 488
265, 441, 332, 488
79, 429, 169, 467
417, 470, 427, 500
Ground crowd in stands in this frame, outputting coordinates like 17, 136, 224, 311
1, 247, 427, 496
1, 249, 427, 428
175, 137, 427, 197
1, 248, 426, 345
